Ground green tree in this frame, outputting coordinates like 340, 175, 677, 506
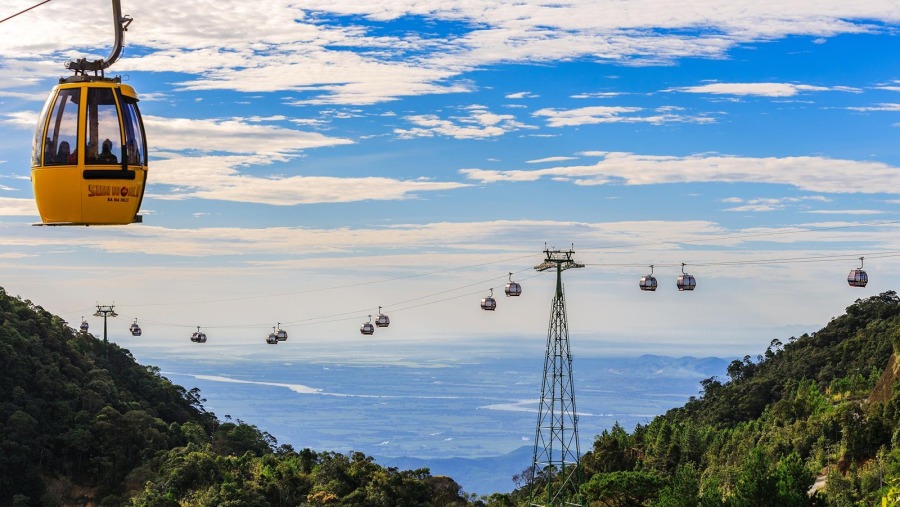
774, 452, 814, 507
581, 470, 664, 507
655, 464, 700, 507
730, 447, 777, 507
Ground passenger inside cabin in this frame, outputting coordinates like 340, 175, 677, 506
55, 141, 70, 164
98, 138, 117, 164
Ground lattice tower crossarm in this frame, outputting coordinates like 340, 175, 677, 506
93, 304, 117, 349
530, 249, 583, 507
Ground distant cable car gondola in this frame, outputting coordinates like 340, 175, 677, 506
639, 265, 658, 292
848, 257, 868, 288
129, 319, 141, 336
504, 272, 522, 297
375, 306, 390, 328
274, 322, 288, 341
676, 263, 696, 291
481, 288, 497, 311
80, 317, 89, 334
266, 328, 278, 345
360, 315, 375, 335
31, 0, 147, 226
190, 326, 207, 343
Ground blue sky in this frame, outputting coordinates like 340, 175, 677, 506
0, 1, 899, 360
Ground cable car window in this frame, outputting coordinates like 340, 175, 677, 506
43, 88, 81, 166
31, 92, 56, 166
119, 94, 146, 166
86, 88, 122, 165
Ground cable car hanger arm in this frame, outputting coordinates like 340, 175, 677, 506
65, 0, 132, 74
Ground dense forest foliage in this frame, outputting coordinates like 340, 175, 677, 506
2, 287, 899, 506
498, 292, 900, 506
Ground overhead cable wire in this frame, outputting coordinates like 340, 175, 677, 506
574, 219, 900, 254
116, 269, 542, 331
67, 218, 900, 335
115, 252, 538, 309
113, 218, 900, 311
0, 0, 51, 24
582, 250, 900, 269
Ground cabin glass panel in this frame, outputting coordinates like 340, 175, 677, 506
86, 88, 122, 165
43, 89, 81, 166
31, 92, 56, 166
119, 93, 146, 166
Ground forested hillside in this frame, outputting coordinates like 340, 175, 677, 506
0, 287, 468, 506
503, 292, 900, 506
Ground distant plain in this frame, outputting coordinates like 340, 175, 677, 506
127, 343, 730, 494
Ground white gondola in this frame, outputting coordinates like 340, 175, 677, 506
274, 322, 288, 341
639, 265, 658, 292
375, 306, 390, 328
129, 319, 142, 336
360, 315, 375, 335
676, 263, 696, 291
504, 272, 522, 297
79, 317, 89, 334
481, 288, 497, 311
848, 256, 868, 288
190, 326, 207, 343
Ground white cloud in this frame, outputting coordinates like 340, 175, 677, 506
150, 155, 470, 205
0, 197, 39, 216
505, 91, 538, 99
532, 106, 716, 127
875, 80, 900, 92
2, 1, 897, 105
571, 92, 624, 99
0, 219, 896, 275
722, 195, 832, 212
846, 103, 900, 112
394, 105, 534, 139
1, 111, 39, 130
143, 115, 353, 157
805, 209, 884, 215
668, 82, 862, 97
460, 152, 900, 194
526, 156, 578, 164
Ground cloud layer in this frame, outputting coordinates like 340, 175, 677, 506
461, 152, 900, 194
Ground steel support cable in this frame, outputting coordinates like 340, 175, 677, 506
114, 269, 540, 330
115, 253, 538, 309
574, 219, 900, 254
581, 250, 900, 269
66, 219, 900, 334
0, 0, 51, 24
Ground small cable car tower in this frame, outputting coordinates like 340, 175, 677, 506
530, 247, 584, 507
93, 303, 117, 357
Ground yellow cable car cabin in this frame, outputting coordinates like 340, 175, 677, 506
31, 77, 147, 225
